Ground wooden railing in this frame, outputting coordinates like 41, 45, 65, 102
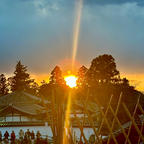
64, 93, 144, 144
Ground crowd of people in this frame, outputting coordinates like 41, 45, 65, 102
0, 129, 95, 144
0, 129, 49, 144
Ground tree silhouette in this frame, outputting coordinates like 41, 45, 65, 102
86, 54, 119, 86
0, 74, 8, 95
26, 81, 39, 96
49, 66, 65, 86
39, 82, 52, 100
77, 65, 88, 87
9, 61, 33, 92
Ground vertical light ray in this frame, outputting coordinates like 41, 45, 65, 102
72, 0, 83, 71
62, 91, 72, 144
62, 1, 83, 143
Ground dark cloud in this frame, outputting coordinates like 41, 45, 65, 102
84, 0, 144, 6
18, 0, 144, 6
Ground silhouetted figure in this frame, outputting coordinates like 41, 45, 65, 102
11, 131, 15, 144
31, 130, 35, 140
19, 129, 24, 141
25, 129, 31, 144
4, 131, 9, 144
36, 131, 41, 144
0, 131, 2, 142
4, 131, 9, 140
23, 134, 28, 144
25, 129, 31, 139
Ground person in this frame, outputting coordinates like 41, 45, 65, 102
31, 130, 35, 140
89, 134, 95, 144
4, 131, 9, 140
11, 131, 15, 144
19, 129, 24, 141
36, 131, 41, 144
36, 131, 41, 139
23, 133, 28, 144
0, 131, 2, 142
25, 129, 31, 139
25, 129, 31, 144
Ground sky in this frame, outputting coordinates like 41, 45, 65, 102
0, 0, 144, 91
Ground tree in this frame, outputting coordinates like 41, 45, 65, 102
26, 81, 39, 96
39, 82, 52, 100
86, 54, 119, 86
9, 61, 33, 92
47, 66, 67, 143
77, 66, 88, 87
49, 66, 65, 86
0, 74, 8, 95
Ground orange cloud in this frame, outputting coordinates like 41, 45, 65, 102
31, 73, 49, 84
121, 73, 144, 92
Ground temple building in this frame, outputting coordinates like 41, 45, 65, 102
0, 91, 101, 139
0, 91, 101, 127
0, 91, 48, 127
0, 91, 100, 127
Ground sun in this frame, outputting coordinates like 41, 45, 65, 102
64, 75, 78, 88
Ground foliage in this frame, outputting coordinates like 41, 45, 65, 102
39, 82, 52, 100
77, 65, 88, 87
26, 81, 39, 96
49, 66, 65, 85
8, 61, 33, 92
39, 66, 66, 100
75, 54, 144, 125
0, 74, 8, 95
86, 54, 119, 86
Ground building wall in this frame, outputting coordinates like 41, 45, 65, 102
0, 115, 40, 122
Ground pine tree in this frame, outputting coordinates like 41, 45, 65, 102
0, 74, 8, 95
49, 66, 65, 85
77, 65, 88, 87
9, 61, 33, 92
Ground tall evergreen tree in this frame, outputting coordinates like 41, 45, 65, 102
0, 74, 8, 95
49, 66, 65, 85
9, 61, 33, 92
77, 65, 88, 87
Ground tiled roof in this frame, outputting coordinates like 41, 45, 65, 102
0, 91, 46, 116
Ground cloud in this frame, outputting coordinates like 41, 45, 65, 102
33, 0, 59, 17
130, 80, 144, 91
84, 0, 144, 6
122, 74, 144, 91
18, 0, 144, 7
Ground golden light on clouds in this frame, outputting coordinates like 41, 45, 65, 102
122, 73, 144, 92
30, 73, 144, 93
31, 73, 49, 84
58, 58, 81, 75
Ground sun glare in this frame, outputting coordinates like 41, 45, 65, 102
64, 75, 77, 88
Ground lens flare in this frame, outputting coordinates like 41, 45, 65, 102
72, 0, 83, 70
62, 91, 72, 144
62, 0, 83, 143
64, 75, 77, 88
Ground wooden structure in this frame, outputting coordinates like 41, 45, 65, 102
0, 91, 48, 127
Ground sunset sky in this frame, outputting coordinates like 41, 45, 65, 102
0, 0, 144, 91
